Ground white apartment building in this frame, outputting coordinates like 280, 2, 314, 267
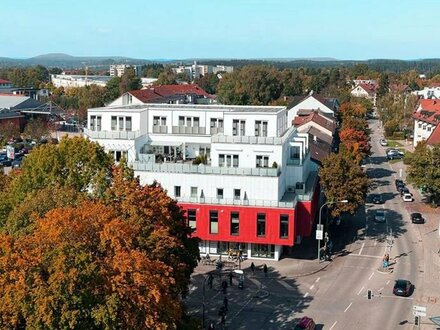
173, 62, 234, 80
51, 74, 112, 89
412, 86, 440, 99
85, 103, 320, 260
109, 64, 141, 77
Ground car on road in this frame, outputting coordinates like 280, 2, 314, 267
393, 279, 412, 297
402, 193, 413, 202
411, 212, 425, 224
395, 179, 405, 189
374, 209, 386, 223
400, 187, 412, 196
397, 183, 406, 194
387, 149, 404, 158
387, 152, 404, 160
371, 194, 383, 204
380, 138, 388, 146
294, 317, 316, 330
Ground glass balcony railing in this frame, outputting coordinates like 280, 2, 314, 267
83, 128, 140, 140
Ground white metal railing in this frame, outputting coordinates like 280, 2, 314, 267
175, 196, 296, 208
84, 128, 140, 140
129, 161, 281, 177
211, 134, 283, 145
171, 126, 206, 135
210, 127, 224, 135
152, 125, 168, 134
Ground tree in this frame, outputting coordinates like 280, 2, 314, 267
23, 118, 50, 141
319, 152, 370, 216
0, 122, 21, 146
194, 73, 219, 94
104, 76, 122, 102
142, 64, 165, 78
119, 68, 141, 94
155, 69, 178, 85
339, 127, 371, 161
407, 142, 440, 205
377, 73, 390, 97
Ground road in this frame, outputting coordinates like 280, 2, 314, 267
186, 118, 433, 329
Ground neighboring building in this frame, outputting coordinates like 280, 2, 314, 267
389, 84, 411, 95
109, 64, 141, 77
293, 111, 337, 163
172, 62, 234, 80
412, 85, 440, 99
0, 94, 43, 131
0, 79, 13, 89
287, 92, 340, 124
84, 103, 321, 260
51, 74, 112, 89
350, 83, 377, 106
141, 78, 158, 88
108, 84, 215, 106
352, 79, 377, 86
413, 99, 440, 146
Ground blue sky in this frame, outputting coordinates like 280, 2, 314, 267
2, 0, 440, 60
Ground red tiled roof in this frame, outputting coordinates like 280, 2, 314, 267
292, 111, 336, 133
0, 79, 11, 84
428, 82, 440, 88
356, 83, 377, 95
129, 84, 211, 103
390, 84, 410, 93
413, 99, 440, 126
427, 124, 440, 145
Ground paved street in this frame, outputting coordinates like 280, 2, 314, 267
185, 118, 440, 329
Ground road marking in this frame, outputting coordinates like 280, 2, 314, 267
296, 301, 302, 307
344, 302, 353, 313
357, 286, 365, 295
374, 240, 378, 246
386, 280, 390, 285
347, 254, 382, 259
310, 284, 315, 290
359, 242, 365, 255
368, 272, 375, 280
329, 321, 338, 330
315, 277, 320, 283
276, 279, 295, 291
378, 287, 384, 292
303, 292, 309, 298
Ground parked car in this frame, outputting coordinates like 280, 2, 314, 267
393, 279, 412, 297
374, 209, 386, 223
400, 187, 412, 196
411, 213, 425, 224
294, 317, 316, 330
387, 152, 404, 160
402, 193, 413, 202
397, 184, 407, 194
380, 139, 388, 146
387, 149, 404, 157
395, 179, 404, 189
371, 194, 383, 204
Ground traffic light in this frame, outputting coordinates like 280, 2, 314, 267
414, 316, 420, 326
367, 290, 372, 300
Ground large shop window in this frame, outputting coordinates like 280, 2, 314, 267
230, 212, 239, 235
280, 215, 289, 238
187, 209, 196, 231
257, 213, 266, 237
209, 210, 219, 234
251, 243, 275, 258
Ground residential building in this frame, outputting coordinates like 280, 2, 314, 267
109, 64, 141, 77
352, 79, 377, 86
0, 94, 43, 131
108, 84, 215, 106
51, 74, 112, 89
350, 83, 377, 106
287, 92, 339, 124
0, 79, 13, 90
172, 62, 234, 80
412, 85, 440, 99
141, 78, 158, 88
84, 103, 321, 260
413, 99, 440, 146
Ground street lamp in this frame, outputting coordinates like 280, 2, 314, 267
317, 199, 348, 263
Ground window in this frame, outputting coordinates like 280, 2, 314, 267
428, 126, 432, 132
418, 123, 422, 128
111, 116, 117, 131
290, 146, 301, 160
230, 212, 239, 235
174, 186, 181, 197
210, 118, 224, 128
234, 189, 241, 200
110, 150, 127, 162
232, 119, 246, 136
423, 125, 427, 130
187, 209, 196, 230
219, 154, 225, 167
125, 117, 132, 131
191, 187, 198, 198
209, 211, 218, 234
280, 215, 289, 238
217, 188, 224, 199
251, 243, 275, 258
179, 116, 199, 127
96, 116, 102, 131
219, 154, 239, 167
257, 213, 266, 237
118, 116, 124, 131
179, 116, 185, 126
255, 121, 268, 137
256, 155, 269, 168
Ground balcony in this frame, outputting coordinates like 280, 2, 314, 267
172, 126, 206, 135
84, 128, 140, 140
152, 125, 168, 134
129, 161, 280, 177
176, 196, 296, 209
210, 127, 224, 135
211, 134, 283, 145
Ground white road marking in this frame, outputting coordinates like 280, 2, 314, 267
315, 277, 320, 283
368, 272, 374, 280
359, 242, 365, 255
296, 301, 302, 307
374, 240, 378, 246
378, 287, 384, 292
276, 279, 295, 291
329, 321, 338, 330
310, 284, 315, 290
357, 286, 365, 295
386, 280, 390, 285
347, 254, 382, 259
344, 302, 353, 313
303, 292, 309, 298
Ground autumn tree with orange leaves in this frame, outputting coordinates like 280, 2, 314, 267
0, 137, 200, 329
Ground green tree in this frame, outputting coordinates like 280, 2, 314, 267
23, 118, 50, 141
319, 152, 370, 217
155, 68, 178, 85
119, 68, 141, 94
377, 73, 390, 96
0, 122, 21, 147
104, 76, 122, 102
194, 73, 219, 94
142, 64, 165, 78
407, 142, 440, 205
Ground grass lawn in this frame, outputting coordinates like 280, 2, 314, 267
386, 140, 404, 147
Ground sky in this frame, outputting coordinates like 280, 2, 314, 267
2, 0, 440, 60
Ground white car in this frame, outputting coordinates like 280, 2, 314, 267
380, 139, 388, 146
402, 193, 413, 202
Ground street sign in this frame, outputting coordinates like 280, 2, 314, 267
413, 306, 427, 312
413, 311, 426, 317
316, 230, 323, 240
317, 224, 323, 231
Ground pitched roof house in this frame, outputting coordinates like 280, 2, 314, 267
413, 99, 440, 146
287, 92, 340, 125
350, 83, 378, 106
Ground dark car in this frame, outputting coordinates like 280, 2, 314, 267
411, 213, 424, 224
395, 179, 404, 187
400, 187, 412, 196
294, 317, 316, 330
387, 153, 403, 160
393, 279, 412, 297
371, 194, 383, 204
374, 209, 386, 223
397, 184, 406, 194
